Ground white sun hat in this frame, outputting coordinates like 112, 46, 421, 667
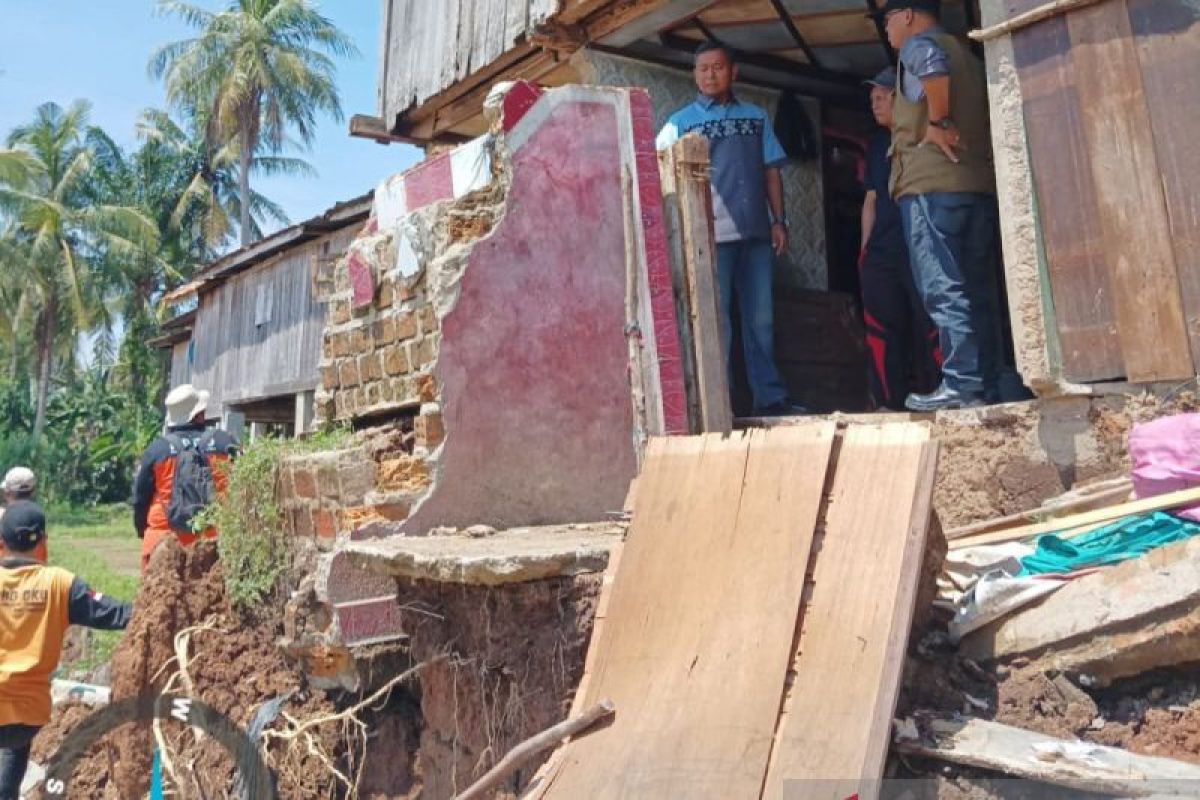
164, 384, 210, 427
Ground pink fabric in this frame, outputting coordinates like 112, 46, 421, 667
1129, 413, 1200, 522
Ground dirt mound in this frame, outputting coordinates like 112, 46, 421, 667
33, 539, 342, 799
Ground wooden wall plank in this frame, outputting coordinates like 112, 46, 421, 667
1011, 15, 1123, 380
656, 145, 702, 433
763, 423, 936, 799
1065, 0, 1192, 381
536, 425, 837, 799
1128, 0, 1200, 371
674, 136, 732, 433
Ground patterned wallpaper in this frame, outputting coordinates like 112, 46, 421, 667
578, 50, 828, 290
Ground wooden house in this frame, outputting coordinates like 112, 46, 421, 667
152, 194, 371, 437
354, 0, 1200, 399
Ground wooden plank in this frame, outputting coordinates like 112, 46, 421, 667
1012, 15, 1123, 380
1066, 0, 1193, 381
673, 136, 732, 434
948, 484, 1200, 550
657, 145, 702, 433
763, 422, 936, 800
505, 0, 530, 47
1128, 0, 1200, 372
945, 477, 1133, 540
536, 425, 838, 799
597, 0, 718, 46
896, 715, 1200, 795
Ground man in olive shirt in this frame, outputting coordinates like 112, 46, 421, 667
880, 0, 1002, 411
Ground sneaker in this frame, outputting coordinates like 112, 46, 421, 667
904, 385, 986, 412
755, 400, 810, 417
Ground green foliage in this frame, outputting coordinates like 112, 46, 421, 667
195, 427, 350, 613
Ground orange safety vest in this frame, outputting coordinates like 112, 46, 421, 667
0, 561, 73, 726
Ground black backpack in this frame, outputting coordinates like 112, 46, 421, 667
164, 432, 217, 534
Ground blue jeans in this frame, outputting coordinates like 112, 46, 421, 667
0, 724, 38, 800
899, 192, 1001, 397
716, 239, 788, 410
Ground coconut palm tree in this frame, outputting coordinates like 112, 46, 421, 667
149, 0, 357, 246
0, 101, 160, 436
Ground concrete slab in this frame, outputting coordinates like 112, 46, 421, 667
961, 535, 1200, 685
344, 523, 624, 586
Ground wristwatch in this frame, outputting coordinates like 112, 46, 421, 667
929, 117, 956, 130
772, 216, 789, 229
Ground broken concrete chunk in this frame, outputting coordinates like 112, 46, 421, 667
464, 524, 497, 538
961, 536, 1200, 686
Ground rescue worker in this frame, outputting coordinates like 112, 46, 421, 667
0, 502, 131, 799
0, 469, 43, 563
132, 385, 238, 572
859, 67, 941, 410
879, 0, 1002, 411
656, 42, 806, 417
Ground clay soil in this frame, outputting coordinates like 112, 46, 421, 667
33, 540, 342, 799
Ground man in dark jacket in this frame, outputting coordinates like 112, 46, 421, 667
0, 502, 132, 799
132, 385, 238, 572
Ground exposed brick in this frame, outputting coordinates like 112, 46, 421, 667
313, 509, 338, 541
394, 313, 419, 342
292, 508, 314, 538
318, 461, 342, 499
410, 336, 437, 369
373, 317, 396, 345
335, 599, 406, 647
321, 366, 338, 392
377, 457, 430, 492
417, 374, 438, 402
378, 278, 395, 309
398, 279, 418, 302
293, 468, 318, 500
339, 461, 377, 504
365, 382, 381, 406
330, 300, 351, 325
332, 332, 352, 358
415, 412, 445, 448
334, 393, 348, 419
383, 344, 409, 376
417, 304, 438, 335
339, 360, 360, 388
358, 353, 382, 382
351, 328, 370, 354
379, 379, 396, 403
374, 501, 410, 521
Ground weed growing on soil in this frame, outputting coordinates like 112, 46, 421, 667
195, 427, 351, 613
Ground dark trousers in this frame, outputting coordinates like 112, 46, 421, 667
0, 724, 38, 800
715, 239, 789, 411
860, 255, 942, 410
899, 192, 1001, 398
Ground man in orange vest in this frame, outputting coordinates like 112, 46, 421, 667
132, 385, 238, 572
0, 502, 131, 798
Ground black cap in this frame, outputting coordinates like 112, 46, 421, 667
2, 501, 46, 552
865, 66, 898, 90
869, 0, 941, 17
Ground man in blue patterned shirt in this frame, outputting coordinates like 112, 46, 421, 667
657, 42, 802, 417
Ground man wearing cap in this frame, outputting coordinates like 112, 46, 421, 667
0, 468, 42, 563
656, 42, 805, 417
860, 67, 941, 410
0, 501, 131, 798
878, 0, 1002, 411
132, 385, 238, 572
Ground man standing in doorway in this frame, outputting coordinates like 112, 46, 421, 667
881, 0, 1001, 411
656, 42, 804, 416
132, 385, 238, 572
860, 67, 941, 410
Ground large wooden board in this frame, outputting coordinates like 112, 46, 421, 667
1011, 14, 1123, 381
763, 423, 937, 800
534, 424, 838, 799
1128, 0, 1200, 370
1065, 0, 1192, 381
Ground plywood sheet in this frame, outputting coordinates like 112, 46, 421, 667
535, 424, 838, 799
763, 423, 936, 800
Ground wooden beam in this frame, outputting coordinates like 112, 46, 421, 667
657, 32, 862, 87
970, 0, 1108, 41
348, 114, 422, 145
768, 0, 822, 66
597, 0, 721, 47
948, 485, 1200, 550
896, 715, 1200, 795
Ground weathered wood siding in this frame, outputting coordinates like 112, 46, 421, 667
189, 227, 358, 416
379, 0, 560, 125
169, 341, 192, 389
1011, 0, 1200, 383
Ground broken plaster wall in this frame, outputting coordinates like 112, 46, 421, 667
575, 49, 828, 291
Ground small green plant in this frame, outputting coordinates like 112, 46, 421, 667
193, 426, 351, 613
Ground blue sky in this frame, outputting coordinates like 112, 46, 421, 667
0, 0, 422, 233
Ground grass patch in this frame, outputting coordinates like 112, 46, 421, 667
46, 503, 141, 680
